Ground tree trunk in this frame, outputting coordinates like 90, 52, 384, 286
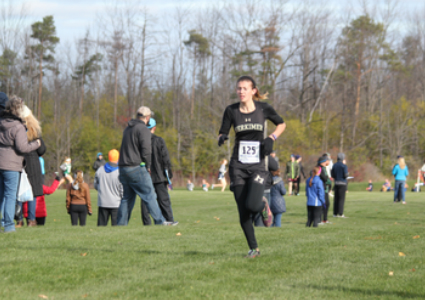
37, 47, 44, 120
114, 57, 118, 126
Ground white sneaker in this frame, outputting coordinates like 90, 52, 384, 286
340, 215, 348, 218
333, 214, 338, 217
329, 192, 334, 197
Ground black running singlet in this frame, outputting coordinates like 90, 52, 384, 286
219, 101, 284, 162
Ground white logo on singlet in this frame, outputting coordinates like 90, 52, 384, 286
235, 123, 263, 133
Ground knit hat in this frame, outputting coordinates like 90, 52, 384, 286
337, 153, 345, 161
137, 106, 153, 117
108, 149, 119, 163
0, 92, 8, 109
147, 118, 156, 129
97, 152, 103, 158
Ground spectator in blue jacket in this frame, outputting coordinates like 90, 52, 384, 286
270, 169, 286, 227
331, 153, 349, 217
305, 166, 326, 227
392, 156, 409, 204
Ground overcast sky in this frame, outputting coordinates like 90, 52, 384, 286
11, 0, 425, 45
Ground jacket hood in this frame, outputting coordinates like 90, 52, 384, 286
72, 182, 79, 190
337, 153, 345, 161
0, 92, 8, 109
0, 115, 23, 130
104, 162, 118, 173
128, 118, 146, 128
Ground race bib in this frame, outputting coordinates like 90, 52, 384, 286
239, 141, 260, 164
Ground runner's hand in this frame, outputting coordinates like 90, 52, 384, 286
262, 137, 274, 155
218, 134, 228, 147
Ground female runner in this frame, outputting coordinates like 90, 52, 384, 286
218, 76, 286, 258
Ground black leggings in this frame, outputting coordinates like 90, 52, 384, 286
307, 206, 322, 227
70, 204, 88, 226
233, 180, 266, 250
322, 193, 330, 221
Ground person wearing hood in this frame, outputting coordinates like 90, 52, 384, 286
331, 153, 349, 217
94, 149, 123, 226
0, 96, 41, 232
66, 170, 92, 226
306, 166, 326, 227
141, 118, 177, 225
117, 106, 165, 226
93, 152, 106, 172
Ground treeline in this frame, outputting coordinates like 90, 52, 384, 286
1, 0, 425, 184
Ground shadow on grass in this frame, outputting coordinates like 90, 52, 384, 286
300, 284, 424, 299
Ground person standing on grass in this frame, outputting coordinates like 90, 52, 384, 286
317, 155, 331, 224
270, 169, 286, 227
0, 96, 41, 233
392, 156, 409, 204
21, 105, 46, 227
306, 166, 326, 227
295, 155, 306, 195
93, 152, 106, 172
286, 154, 299, 196
141, 118, 178, 226
94, 149, 123, 226
212, 159, 228, 192
326, 153, 334, 197
66, 170, 92, 226
331, 153, 349, 217
117, 106, 166, 226
218, 75, 286, 258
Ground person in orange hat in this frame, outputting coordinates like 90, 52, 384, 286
94, 149, 123, 226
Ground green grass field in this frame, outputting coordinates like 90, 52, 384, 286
1, 188, 424, 299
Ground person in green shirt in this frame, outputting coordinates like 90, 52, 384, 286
286, 154, 300, 195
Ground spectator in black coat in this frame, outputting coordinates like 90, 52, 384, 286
331, 153, 349, 217
21, 105, 46, 227
317, 155, 331, 224
141, 118, 177, 225
93, 152, 106, 172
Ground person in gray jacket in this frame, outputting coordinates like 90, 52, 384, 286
0, 95, 41, 233
94, 149, 123, 226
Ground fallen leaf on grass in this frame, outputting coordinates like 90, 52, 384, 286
195, 220, 200, 223
38, 295, 48, 299
82, 294, 88, 298
410, 268, 416, 272
394, 222, 398, 225
176, 232, 182, 236
209, 262, 214, 265
413, 235, 420, 239
215, 217, 220, 221
407, 212, 410, 215
81, 253, 87, 257
389, 271, 394, 276
399, 252, 406, 257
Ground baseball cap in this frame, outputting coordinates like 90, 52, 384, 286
137, 106, 154, 117
147, 118, 156, 129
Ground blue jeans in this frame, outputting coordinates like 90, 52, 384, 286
117, 166, 164, 225
394, 180, 405, 202
272, 213, 282, 227
0, 170, 20, 232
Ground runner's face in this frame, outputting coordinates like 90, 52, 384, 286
237, 80, 256, 103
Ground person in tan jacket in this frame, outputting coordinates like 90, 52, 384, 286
66, 170, 92, 226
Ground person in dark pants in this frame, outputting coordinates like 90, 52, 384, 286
141, 118, 177, 225
218, 75, 286, 258
331, 153, 349, 217
21, 105, 46, 227
94, 149, 123, 226
306, 166, 325, 227
317, 155, 331, 224
66, 170, 92, 226
295, 155, 306, 195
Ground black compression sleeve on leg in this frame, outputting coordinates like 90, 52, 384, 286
233, 185, 258, 250
245, 180, 266, 213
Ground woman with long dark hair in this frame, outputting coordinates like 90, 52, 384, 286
218, 75, 286, 258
